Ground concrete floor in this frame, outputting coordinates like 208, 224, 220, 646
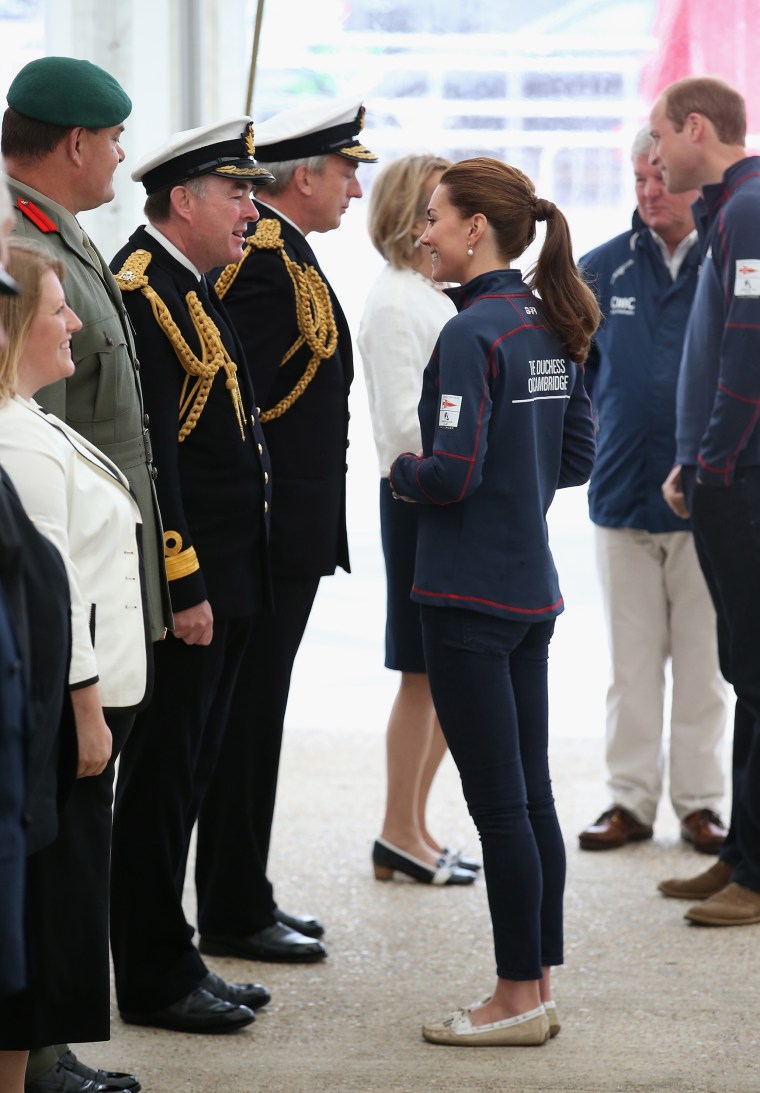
74, 727, 758, 1093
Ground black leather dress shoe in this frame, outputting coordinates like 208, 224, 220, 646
200, 923, 327, 963
201, 969, 271, 1010
25, 1061, 108, 1092
274, 906, 325, 939
58, 1052, 140, 1092
120, 986, 255, 1033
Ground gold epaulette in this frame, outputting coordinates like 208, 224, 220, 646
115, 249, 247, 443
215, 218, 284, 299
215, 219, 338, 423
114, 248, 152, 291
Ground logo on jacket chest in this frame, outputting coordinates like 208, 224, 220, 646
609, 295, 636, 316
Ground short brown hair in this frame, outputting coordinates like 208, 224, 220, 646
663, 77, 746, 146
1, 107, 73, 161
440, 157, 600, 362
367, 153, 451, 269
0, 239, 65, 402
144, 175, 208, 224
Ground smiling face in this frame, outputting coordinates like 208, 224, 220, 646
419, 183, 472, 284
304, 155, 362, 234
633, 153, 696, 248
17, 269, 82, 396
183, 175, 259, 271
410, 169, 447, 277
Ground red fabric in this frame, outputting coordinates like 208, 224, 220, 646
642, 0, 760, 135
16, 197, 57, 233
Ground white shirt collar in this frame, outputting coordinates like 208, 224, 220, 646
144, 222, 203, 280
649, 227, 698, 280
255, 199, 305, 238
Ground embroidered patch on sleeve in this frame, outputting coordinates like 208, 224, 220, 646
439, 393, 462, 429
735, 260, 760, 297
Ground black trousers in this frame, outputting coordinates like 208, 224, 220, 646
422, 606, 563, 981
684, 466, 760, 893
195, 576, 320, 936
110, 618, 251, 1012
1, 708, 134, 1049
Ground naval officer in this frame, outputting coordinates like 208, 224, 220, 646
196, 97, 377, 962
109, 118, 275, 1034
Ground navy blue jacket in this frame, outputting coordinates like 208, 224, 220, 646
580, 213, 699, 532
389, 269, 595, 622
677, 155, 760, 483
111, 227, 272, 619
214, 203, 352, 580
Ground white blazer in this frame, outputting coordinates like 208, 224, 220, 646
0, 396, 149, 708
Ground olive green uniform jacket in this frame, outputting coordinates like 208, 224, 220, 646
8, 178, 171, 641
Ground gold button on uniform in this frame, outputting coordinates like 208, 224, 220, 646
258, 443, 263, 455
264, 501, 268, 513
264, 471, 269, 484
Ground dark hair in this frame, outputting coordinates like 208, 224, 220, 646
1, 107, 76, 161
144, 176, 208, 223
663, 77, 746, 146
439, 157, 600, 362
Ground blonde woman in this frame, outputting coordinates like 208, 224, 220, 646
359, 154, 477, 885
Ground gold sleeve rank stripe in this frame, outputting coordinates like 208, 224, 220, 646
163, 531, 200, 580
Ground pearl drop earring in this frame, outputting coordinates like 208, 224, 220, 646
467, 245, 474, 257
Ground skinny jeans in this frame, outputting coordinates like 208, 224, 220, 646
421, 605, 564, 980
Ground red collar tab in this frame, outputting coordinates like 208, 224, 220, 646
16, 197, 58, 234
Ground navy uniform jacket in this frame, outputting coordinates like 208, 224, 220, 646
111, 227, 272, 620
390, 269, 595, 622
580, 212, 699, 532
214, 201, 352, 580
677, 155, 760, 484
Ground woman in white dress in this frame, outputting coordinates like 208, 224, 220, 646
359, 154, 478, 885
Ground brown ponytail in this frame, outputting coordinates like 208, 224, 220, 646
439, 157, 600, 362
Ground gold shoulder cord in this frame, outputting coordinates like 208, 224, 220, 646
215, 218, 338, 423
114, 249, 247, 442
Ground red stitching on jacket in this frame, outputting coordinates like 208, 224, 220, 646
413, 585, 564, 614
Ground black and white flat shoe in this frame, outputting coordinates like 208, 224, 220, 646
372, 838, 476, 885
443, 846, 482, 873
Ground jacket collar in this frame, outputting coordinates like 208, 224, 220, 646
444, 268, 528, 312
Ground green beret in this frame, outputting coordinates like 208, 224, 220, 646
7, 56, 132, 128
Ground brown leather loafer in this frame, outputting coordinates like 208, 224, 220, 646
680, 809, 728, 854
658, 859, 733, 900
578, 806, 653, 850
685, 882, 760, 926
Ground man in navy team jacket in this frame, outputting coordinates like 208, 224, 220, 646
651, 76, 760, 926
578, 128, 727, 856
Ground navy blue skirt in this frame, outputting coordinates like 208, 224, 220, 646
379, 478, 426, 673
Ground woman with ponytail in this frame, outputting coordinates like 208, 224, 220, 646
390, 157, 599, 1046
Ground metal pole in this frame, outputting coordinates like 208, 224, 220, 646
245, 0, 266, 114
179, 0, 205, 129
